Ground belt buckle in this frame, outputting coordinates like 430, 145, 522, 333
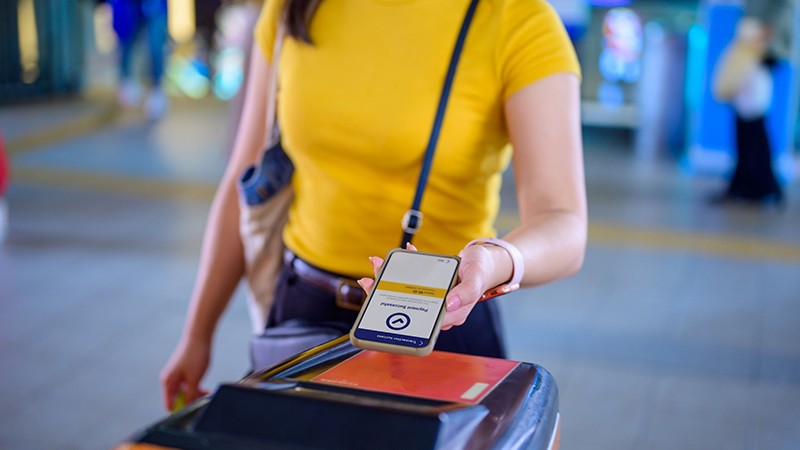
335, 278, 365, 312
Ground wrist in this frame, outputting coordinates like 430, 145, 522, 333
466, 238, 524, 300
183, 324, 214, 347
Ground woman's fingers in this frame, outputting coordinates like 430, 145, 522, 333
438, 243, 498, 329
445, 273, 484, 312
441, 301, 476, 329
357, 277, 374, 293
160, 371, 181, 411
368, 256, 384, 278
445, 249, 489, 313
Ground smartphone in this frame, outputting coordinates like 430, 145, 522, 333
350, 249, 460, 356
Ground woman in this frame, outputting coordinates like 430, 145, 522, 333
161, 0, 586, 411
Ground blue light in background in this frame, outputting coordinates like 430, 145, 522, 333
589, 0, 631, 7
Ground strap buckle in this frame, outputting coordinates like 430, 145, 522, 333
401, 209, 423, 235
335, 278, 366, 312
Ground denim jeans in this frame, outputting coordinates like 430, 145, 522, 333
112, 0, 168, 86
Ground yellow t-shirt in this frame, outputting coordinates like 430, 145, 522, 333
255, 0, 579, 278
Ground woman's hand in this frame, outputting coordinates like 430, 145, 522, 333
356, 243, 512, 330
440, 243, 512, 329
159, 338, 211, 411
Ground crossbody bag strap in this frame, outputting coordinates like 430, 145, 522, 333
400, 0, 481, 247
264, 20, 285, 149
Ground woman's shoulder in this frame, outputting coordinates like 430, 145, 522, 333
488, 0, 561, 15
253, 0, 288, 63
487, 0, 580, 97
483, 0, 568, 34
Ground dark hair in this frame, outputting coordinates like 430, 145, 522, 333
284, 0, 323, 44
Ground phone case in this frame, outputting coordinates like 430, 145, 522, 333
349, 248, 460, 356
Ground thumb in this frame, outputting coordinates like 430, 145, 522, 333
446, 276, 483, 312
183, 380, 202, 403
357, 278, 374, 293
162, 376, 179, 411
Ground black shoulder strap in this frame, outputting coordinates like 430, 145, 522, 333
400, 0, 481, 247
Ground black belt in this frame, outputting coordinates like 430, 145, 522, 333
285, 251, 366, 311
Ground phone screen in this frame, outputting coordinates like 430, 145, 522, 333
353, 251, 459, 348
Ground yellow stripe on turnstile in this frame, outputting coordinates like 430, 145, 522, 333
376, 281, 446, 298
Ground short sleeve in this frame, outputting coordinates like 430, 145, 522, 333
253, 0, 285, 64
499, 0, 582, 99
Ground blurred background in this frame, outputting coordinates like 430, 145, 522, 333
1, 0, 799, 449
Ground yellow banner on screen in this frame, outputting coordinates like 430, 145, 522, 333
375, 281, 447, 298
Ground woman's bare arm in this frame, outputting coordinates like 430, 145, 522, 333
160, 42, 274, 410
442, 73, 587, 328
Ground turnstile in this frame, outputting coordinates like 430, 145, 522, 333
118, 336, 561, 450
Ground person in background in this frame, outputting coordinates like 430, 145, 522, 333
193, 0, 225, 79
160, 0, 587, 410
712, 0, 797, 205
111, 0, 170, 119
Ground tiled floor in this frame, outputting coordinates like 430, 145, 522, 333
1, 92, 799, 450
